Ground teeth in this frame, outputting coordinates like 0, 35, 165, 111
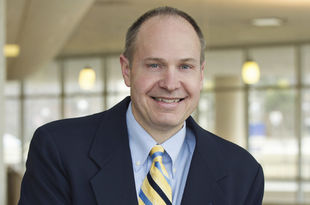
154, 98, 181, 103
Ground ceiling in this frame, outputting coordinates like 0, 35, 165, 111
5, 0, 310, 79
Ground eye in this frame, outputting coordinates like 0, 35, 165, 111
181, 64, 191, 69
149, 64, 159, 68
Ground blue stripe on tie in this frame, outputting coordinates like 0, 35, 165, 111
154, 162, 171, 186
151, 151, 163, 160
147, 173, 172, 205
139, 189, 153, 205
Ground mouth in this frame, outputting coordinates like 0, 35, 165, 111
152, 97, 184, 103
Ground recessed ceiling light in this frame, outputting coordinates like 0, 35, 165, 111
4, 44, 20, 57
251, 17, 284, 27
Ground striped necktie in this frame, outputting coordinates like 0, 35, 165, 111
139, 145, 172, 205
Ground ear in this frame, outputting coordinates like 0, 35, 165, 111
199, 60, 205, 90
120, 54, 131, 87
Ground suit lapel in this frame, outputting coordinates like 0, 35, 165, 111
89, 97, 138, 205
181, 117, 228, 205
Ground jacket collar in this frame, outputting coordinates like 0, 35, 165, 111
181, 117, 228, 205
89, 96, 131, 168
89, 97, 138, 204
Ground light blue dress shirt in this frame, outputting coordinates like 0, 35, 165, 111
126, 102, 196, 205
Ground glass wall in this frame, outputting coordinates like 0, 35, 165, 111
4, 44, 310, 204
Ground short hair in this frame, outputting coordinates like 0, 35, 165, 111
123, 6, 206, 67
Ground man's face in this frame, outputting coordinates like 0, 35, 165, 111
120, 16, 205, 137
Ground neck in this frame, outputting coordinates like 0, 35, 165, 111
145, 124, 184, 144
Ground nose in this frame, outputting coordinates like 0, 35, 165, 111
158, 68, 181, 91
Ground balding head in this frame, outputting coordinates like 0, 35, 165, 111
123, 6, 205, 68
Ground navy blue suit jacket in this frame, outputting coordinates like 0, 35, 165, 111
19, 97, 264, 205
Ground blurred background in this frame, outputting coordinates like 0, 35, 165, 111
1, 0, 310, 204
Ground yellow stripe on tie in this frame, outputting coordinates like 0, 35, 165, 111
138, 198, 146, 205
141, 178, 166, 205
153, 156, 162, 162
150, 145, 164, 156
150, 167, 172, 201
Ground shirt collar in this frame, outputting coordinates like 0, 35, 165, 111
161, 121, 186, 169
126, 102, 186, 172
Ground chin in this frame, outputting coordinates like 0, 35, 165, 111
152, 116, 184, 129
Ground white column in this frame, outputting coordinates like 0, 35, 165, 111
214, 76, 246, 148
0, 0, 7, 204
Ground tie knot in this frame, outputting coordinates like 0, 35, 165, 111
150, 145, 164, 162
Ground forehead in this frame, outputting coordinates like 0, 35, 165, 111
134, 16, 201, 60
138, 15, 198, 40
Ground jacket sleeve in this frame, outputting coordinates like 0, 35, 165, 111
244, 164, 265, 205
18, 126, 72, 205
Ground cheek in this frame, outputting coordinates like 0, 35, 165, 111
189, 85, 202, 97
183, 74, 203, 94
131, 74, 157, 94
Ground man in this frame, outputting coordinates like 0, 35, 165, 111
19, 6, 264, 205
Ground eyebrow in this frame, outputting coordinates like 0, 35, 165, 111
179, 58, 197, 63
144, 57, 165, 62
143, 57, 198, 63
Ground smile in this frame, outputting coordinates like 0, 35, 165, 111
153, 97, 182, 103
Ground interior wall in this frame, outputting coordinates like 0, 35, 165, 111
0, 0, 7, 204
